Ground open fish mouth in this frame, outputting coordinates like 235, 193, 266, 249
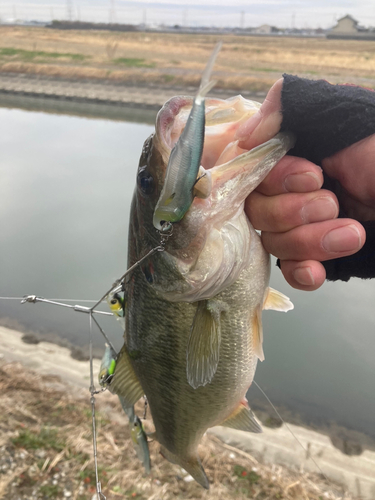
155, 95, 262, 172
155, 94, 293, 212
150, 95, 294, 302
154, 94, 294, 234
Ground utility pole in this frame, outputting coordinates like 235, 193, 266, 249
240, 11, 245, 29
182, 9, 188, 27
109, 0, 115, 23
143, 8, 147, 26
66, 0, 72, 21
291, 12, 295, 29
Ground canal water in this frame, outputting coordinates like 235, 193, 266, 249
1, 95, 374, 444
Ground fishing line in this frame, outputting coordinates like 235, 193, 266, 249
0, 296, 97, 302
90, 222, 173, 312
89, 312, 107, 500
253, 381, 333, 487
20, 295, 113, 316
91, 314, 117, 354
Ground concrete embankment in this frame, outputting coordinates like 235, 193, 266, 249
0, 72, 266, 109
1, 326, 374, 499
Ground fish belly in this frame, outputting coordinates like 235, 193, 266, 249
126, 223, 269, 459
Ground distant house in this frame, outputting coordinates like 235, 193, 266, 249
252, 24, 278, 35
327, 14, 375, 40
330, 15, 359, 35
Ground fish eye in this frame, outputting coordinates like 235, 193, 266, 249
137, 167, 154, 195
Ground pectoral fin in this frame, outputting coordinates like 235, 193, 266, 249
187, 299, 226, 389
110, 345, 144, 406
252, 306, 265, 362
263, 287, 294, 312
220, 402, 262, 433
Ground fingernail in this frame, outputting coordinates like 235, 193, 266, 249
301, 197, 338, 223
322, 225, 362, 253
234, 111, 262, 141
293, 266, 315, 286
284, 172, 321, 192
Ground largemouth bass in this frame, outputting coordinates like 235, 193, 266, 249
110, 94, 294, 488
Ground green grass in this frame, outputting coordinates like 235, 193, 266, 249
39, 484, 61, 498
0, 47, 87, 61
12, 427, 65, 451
112, 57, 155, 67
234, 464, 260, 483
162, 74, 175, 82
78, 466, 109, 488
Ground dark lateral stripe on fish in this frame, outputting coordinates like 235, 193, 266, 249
130, 279, 185, 452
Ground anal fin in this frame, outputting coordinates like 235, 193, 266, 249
263, 287, 294, 312
221, 402, 262, 434
110, 345, 144, 406
187, 299, 227, 389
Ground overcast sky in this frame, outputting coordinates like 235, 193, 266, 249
2, 0, 375, 29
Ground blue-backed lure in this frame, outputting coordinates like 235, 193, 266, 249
153, 42, 222, 230
98, 343, 117, 387
130, 415, 151, 475
99, 345, 151, 474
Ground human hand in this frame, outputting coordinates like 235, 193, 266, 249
239, 78, 372, 291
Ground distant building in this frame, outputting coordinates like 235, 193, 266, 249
330, 15, 359, 35
327, 14, 375, 40
252, 24, 278, 35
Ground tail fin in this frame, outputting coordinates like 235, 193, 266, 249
197, 41, 222, 100
160, 445, 209, 489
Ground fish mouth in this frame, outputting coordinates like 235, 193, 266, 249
155, 95, 293, 224
155, 95, 262, 172
151, 95, 294, 302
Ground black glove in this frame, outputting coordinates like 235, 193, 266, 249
279, 74, 375, 281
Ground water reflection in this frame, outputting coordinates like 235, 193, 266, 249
1, 100, 374, 443
0, 103, 155, 353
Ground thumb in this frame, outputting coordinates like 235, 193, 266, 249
236, 78, 283, 150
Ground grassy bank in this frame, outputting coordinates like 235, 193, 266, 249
1, 26, 375, 92
0, 361, 354, 500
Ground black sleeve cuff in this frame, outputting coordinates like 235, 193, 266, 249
279, 74, 375, 281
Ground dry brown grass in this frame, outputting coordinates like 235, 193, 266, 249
1, 26, 375, 92
0, 362, 356, 500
